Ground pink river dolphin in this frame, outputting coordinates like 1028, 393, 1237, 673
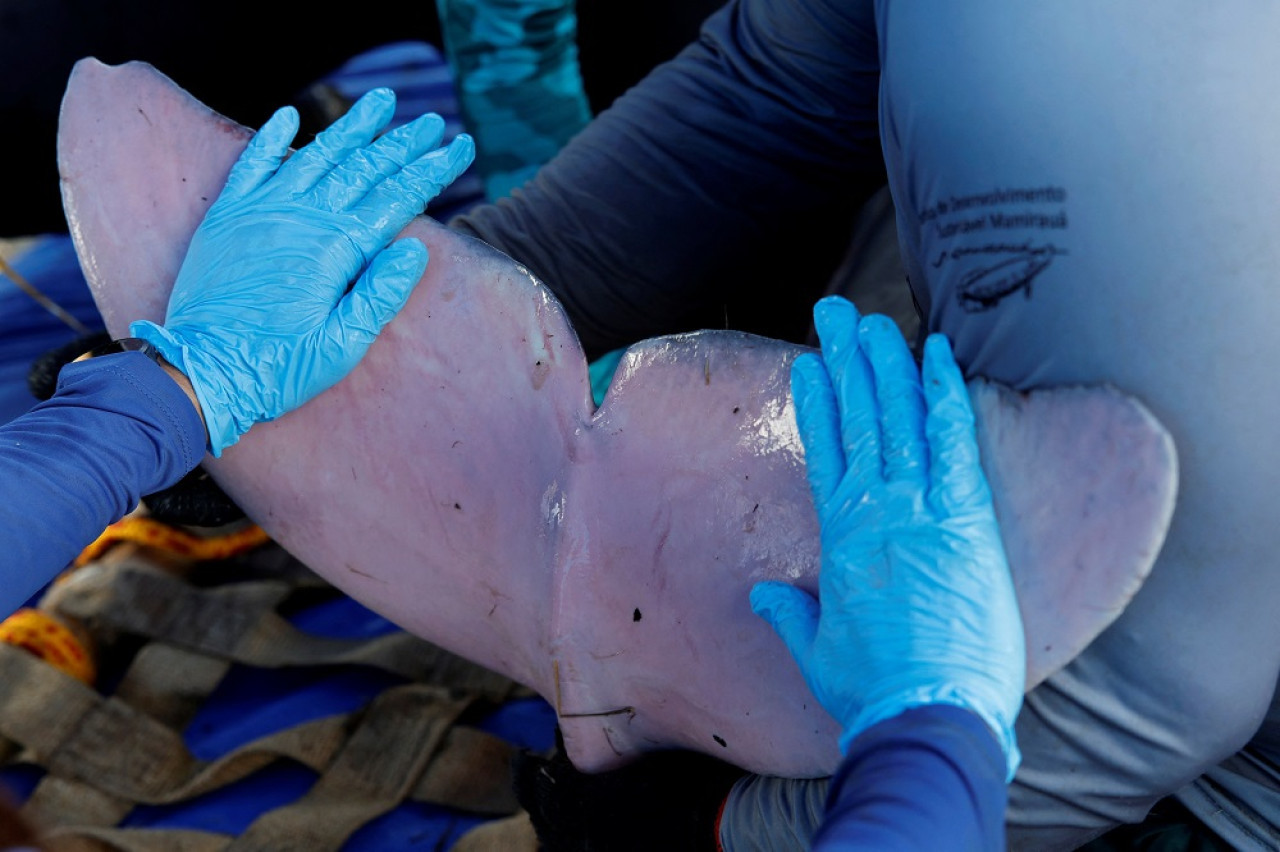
56, 58, 1176, 778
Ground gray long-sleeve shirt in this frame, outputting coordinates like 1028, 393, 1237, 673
454, 1, 1280, 848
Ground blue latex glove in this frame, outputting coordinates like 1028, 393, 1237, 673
750, 296, 1024, 780
131, 88, 475, 455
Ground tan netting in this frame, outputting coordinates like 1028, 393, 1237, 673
0, 525, 544, 851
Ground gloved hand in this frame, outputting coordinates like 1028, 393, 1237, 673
750, 295, 1024, 779
131, 87, 475, 455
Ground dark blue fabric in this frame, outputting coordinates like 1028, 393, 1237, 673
451, 0, 885, 359
0, 351, 205, 600
814, 705, 1007, 851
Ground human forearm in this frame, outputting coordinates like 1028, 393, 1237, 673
0, 353, 205, 605
815, 705, 1009, 851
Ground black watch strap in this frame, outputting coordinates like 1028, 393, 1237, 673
83, 337, 164, 365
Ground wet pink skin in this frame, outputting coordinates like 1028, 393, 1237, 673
58, 58, 1177, 776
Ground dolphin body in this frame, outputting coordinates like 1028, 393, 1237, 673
57, 58, 1176, 777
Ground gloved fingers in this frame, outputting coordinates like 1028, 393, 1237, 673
325, 238, 430, 355
220, 106, 300, 201
858, 314, 928, 489
811, 297, 881, 495
791, 353, 844, 509
312, 112, 448, 212
357, 135, 476, 241
749, 582, 819, 668
276, 88, 397, 193
921, 334, 990, 515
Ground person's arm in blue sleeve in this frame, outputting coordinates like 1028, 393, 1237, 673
815, 705, 1008, 850
0, 353, 205, 608
751, 296, 1025, 849
450, 0, 885, 358
0, 88, 473, 610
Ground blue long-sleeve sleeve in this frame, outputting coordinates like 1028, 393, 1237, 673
0, 351, 204, 610
813, 705, 1008, 851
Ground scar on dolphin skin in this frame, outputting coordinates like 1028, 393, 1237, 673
560, 706, 637, 720
344, 563, 385, 582
552, 656, 637, 721
601, 726, 623, 757
554, 659, 562, 715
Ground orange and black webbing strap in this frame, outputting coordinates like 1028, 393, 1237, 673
0, 608, 94, 684
73, 516, 270, 568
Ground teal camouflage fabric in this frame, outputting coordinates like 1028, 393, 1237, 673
436, 0, 592, 200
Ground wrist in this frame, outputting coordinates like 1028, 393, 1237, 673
156, 355, 207, 438
841, 687, 1021, 781
130, 320, 247, 457
77, 336, 208, 443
